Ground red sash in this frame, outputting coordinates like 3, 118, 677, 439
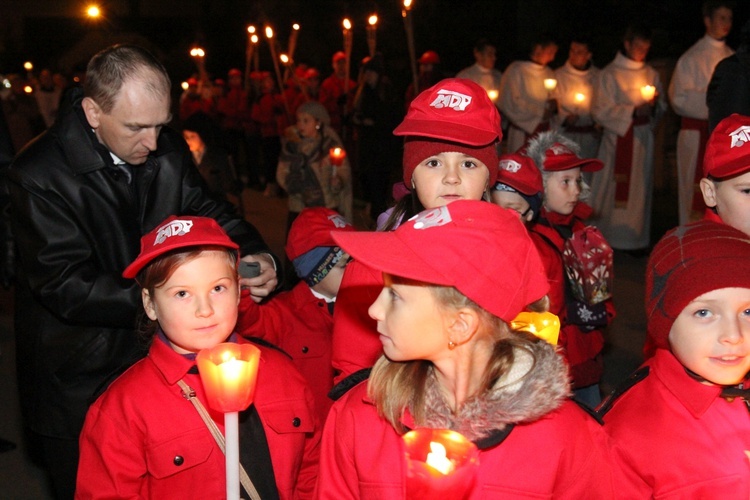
681, 117, 709, 217
614, 116, 649, 207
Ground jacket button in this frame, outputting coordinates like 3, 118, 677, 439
301, 346, 309, 353
317, 301, 324, 307
292, 417, 301, 427
174, 455, 184, 466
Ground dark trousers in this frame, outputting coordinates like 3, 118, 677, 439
32, 431, 79, 500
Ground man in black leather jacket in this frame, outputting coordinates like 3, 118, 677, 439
708, 19, 750, 133
6, 44, 278, 499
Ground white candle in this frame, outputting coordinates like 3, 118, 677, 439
543, 78, 557, 92
640, 85, 655, 101
425, 441, 454, 475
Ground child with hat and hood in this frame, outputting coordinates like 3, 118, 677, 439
76, 215, 320, 499
329, 78, 502, 393
699, 113, 750, 237
316, 200, 613, 497
237, 207, 355, 424
491, 151, 544, 224
598, 221, 750, 497
526, 130, 615, 408
277, 100, 352, 227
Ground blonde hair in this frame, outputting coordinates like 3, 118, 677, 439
367, 282, 549, 433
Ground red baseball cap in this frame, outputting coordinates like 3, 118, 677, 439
393, 78, 502, 146
285, 207, 354, 261
332, 200, 549, 322
703, 113, 750, 179
332, 51, 346, 63
535, 141, 602, 172
123, 215, 238, 278
228, 68, 242, 77
496, 153, 544, 195
419, 50, 440, 65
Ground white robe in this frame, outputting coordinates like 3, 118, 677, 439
668, 35, 733, 225
590, 52, 666, 250
455, 63, 502, 109
499, 61, 556, 153
553, 61, 601, 160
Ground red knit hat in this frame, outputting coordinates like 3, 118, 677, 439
401, 138, 499, 188
123, 215, 238, 278
496, 153, 543, 195
645, 221, 750, 351
332, 200, 549, 322
703, 113, 750, 179
285, 207, 354, 261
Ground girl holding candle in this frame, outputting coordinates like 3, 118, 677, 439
76, 215, 320, 499
316, 200, 613, 498
330, 78, 501, 392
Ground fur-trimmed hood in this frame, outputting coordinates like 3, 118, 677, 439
419, 340, 570, 442
525, 130, 582, 173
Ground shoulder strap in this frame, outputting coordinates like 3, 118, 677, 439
596, 366, 650, 418
177, 379, 262, 500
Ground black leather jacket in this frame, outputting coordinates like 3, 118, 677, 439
7, 88, 272, 438
707, 50, 750, 133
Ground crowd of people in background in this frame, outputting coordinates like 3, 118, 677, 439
3, 0, 750, 498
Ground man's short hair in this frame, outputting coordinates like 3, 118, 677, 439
702, 0, 734, 19
473, 38, 496, 53
85, 44, 171, 113
623, 22, 652, 43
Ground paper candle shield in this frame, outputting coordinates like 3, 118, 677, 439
196, 342, 261, 413
562, 226, 614, 305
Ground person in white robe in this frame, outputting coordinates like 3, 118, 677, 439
590, 23, 667, 251
456, 39, 502, 110
668, 1, 733, 225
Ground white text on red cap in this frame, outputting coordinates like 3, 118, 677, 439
500, 159, 522, 173
730, 125, 750, 148
155, 220, 194, 245
430, 90, 472, 111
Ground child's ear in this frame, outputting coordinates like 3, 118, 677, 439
142, 289, 158, 321
447, 307, 481, 345
699, 178, 717, 208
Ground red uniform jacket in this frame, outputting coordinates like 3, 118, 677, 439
600, 349, 750, 498
237, 285, 335, 424
315, 382, 614, 498
76, 336, 320, 499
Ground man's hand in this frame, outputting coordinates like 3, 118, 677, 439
239, 253, 278, 302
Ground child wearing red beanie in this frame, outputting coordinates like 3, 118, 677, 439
330, 78, 503, 392
526, 130, 614, 408
599, 220, 750, 497
699, 113, 750, 236
236, 207, 355, 423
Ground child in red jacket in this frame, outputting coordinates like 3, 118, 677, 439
76, 215, 320, 499
490, 151, 544, 224
599, 221, 750, 497
237, 207, 355, 424
526, 130, 615, 408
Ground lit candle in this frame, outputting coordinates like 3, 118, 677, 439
403, 428, 479, 498
640, 84, 655, 102
288, 23, 300, 61
574, 92, 585, 104
487, 89, 499, 102
342, 18, 353, 100
543, 78, 557, 92
23, 61, 33, 71
329, 147, 347, 166
367, 14, 378, 58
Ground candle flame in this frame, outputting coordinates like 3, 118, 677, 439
368, 14, 378, 26
247, 25, 256, 34
487, 89, 499, 101
86, 4, 101, 18
343, 18, 351, 30
574, 92, 585, 103
189, 47, 205, 58
181, 81, 189, 90
403, 0, 413, 10
23, 61, 33, 71
265, 26, 274, 39
640, 85, 655, 101
425, 441, 453, 475
24, 85, 33, 94
543, 78, 557, 91
293, 23, 300, 30
280, 54, 289, 64
332, 147, 342, 156
251, 34, 259, 44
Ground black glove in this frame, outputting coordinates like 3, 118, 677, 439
567, 300, 608, 332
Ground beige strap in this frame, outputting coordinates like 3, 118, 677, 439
177, 379, 261, 500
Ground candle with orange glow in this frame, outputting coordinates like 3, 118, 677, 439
402, 0, 419, 95
543, 78, 557, 92
487, 89, 499, 102
640, 84, 655, 102
329, 147, 347, 167
366, 14, 378, 58
403, 428, 479, 499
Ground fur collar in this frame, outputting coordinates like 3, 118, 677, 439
419, 340, 570, 442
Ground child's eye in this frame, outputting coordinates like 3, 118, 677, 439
742, 308, 750, 317
213, 285, 226, 293
693, 308, 712, 318
461, 160, 477, 169
388, 288, 400, 301
175, 290, 188, 298
425, 159, 440, 168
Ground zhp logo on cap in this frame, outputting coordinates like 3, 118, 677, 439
549, 143, 573, 156
729, 125, 750, 148
154, 220, 194, 245
410, 206, 453, 230
500, 159, 522, 173
430, 89, 472, 111
327, 214, 350, 228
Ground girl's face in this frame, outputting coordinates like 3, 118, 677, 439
491, 189, 533, 222
544, 168, 582, 215
669, 287, 750, 386
412, 152, 489, 209
369, 274, 452, 362
296, 112, 319, 139
143, 250, 240, 354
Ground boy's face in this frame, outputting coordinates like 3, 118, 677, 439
669, 287, 750, 386
624, 37, 651, 62
700, 171, 750, 237
412, 152, 489, 209
311, 254, 350, 300
568, 42, 592, 70
491, 189, 533, 222
705, 6, 732, 40
143, 250, 240, 354
544, 168, 582, 215
475, 46, 497, 69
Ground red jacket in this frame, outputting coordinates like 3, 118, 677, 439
600, 349, 750, 498
330, 259, 384, 385
529, 204, 615, 388
320, 74, 356, 133
237, 286, 335, 424
76, 336, 320, 499
315, 382, 614, 498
